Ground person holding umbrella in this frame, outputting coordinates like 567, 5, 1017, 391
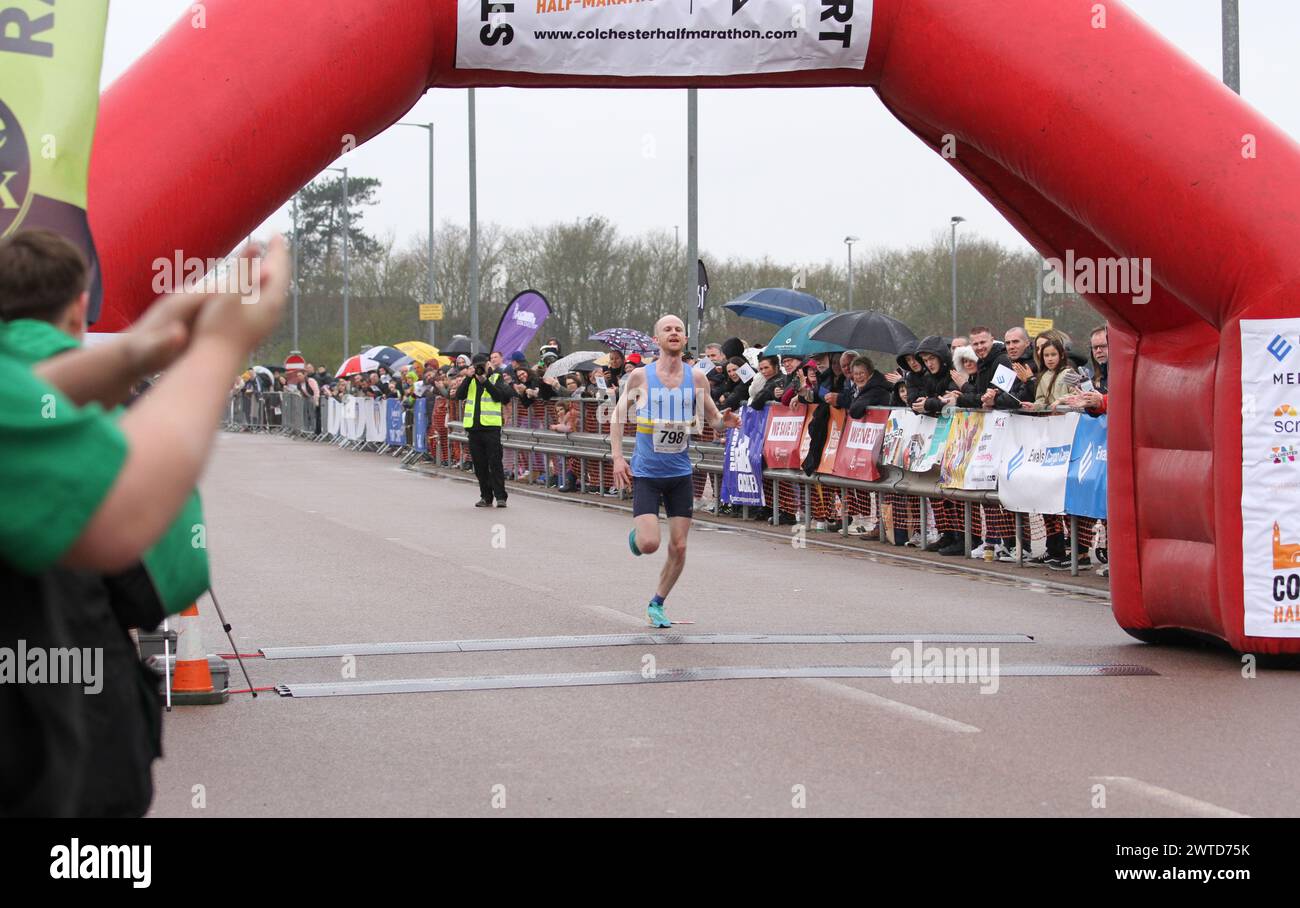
454, 352, 514, 508
609, 315, 740, 628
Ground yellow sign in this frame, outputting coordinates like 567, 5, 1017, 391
419, 304, 444, 321
1024, 316, 1054, 336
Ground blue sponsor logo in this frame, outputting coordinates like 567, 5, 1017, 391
1042, 444, 1071, 468
1268, 335, 1294, 363
1006, 446, 1025, 481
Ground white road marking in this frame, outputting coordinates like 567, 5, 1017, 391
798, 678, 981, 734
1091, 777, 1249, 818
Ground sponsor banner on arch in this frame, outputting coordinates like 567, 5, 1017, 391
456, 0, 873, 78
1241, 318, 1300, 637
996, 413, 1079, 515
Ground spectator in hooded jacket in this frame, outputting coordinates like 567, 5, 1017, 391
957, 326, 1021, 411
891, 340, 925, 407
911, 335, 958, 416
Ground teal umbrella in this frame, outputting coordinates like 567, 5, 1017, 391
762, 312, 843, 359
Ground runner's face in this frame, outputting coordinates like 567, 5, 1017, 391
656, 319, 686, 353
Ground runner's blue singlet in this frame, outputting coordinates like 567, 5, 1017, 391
632, 365, 697, 478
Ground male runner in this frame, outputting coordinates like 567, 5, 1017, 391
610, 315, 740, 627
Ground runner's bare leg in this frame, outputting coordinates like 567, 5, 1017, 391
656, 515, 692, 599
634, 512, 661, 554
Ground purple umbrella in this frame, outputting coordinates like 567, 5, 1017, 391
589, 328, 659, 356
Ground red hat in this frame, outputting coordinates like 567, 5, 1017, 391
284, 352, 306, 371
627, 353, 643, 364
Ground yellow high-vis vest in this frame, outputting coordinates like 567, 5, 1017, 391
463, 374, 503, 428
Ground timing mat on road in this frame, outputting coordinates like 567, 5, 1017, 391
259, 632, 1037, 660
275, 663, 1158, 698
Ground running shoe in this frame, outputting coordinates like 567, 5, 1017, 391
648, 602, 671, 628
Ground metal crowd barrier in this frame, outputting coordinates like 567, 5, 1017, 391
223, 392, 1104, 580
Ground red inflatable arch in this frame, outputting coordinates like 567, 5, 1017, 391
89, 0, 1300, 654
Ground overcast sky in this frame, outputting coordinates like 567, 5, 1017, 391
100, 1, 1298, 268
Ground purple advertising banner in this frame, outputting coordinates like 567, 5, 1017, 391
492, 289, 552, 360
721, 405, 767, 507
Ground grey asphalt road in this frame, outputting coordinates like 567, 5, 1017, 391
150, 432, 1299, 817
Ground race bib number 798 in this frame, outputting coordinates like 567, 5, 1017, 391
653, 421, 690, 454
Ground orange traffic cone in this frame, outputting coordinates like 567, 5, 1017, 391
171, 603, 229, 705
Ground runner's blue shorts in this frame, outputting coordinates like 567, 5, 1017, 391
632, 474, 694, 519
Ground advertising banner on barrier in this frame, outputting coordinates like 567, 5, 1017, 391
721, 405, 767, 506
363, 400, 386, 443
882, 411, 939, 471
1240, 318, 1300, 637
832, 409, 889, 482
413, 398, 429, 453
763, 403, 810, 470
915, 414, 948, 473
966, 411, 1010, 490
456, 0, 872, 78
342, 397, 363, 439
816, 408, 848, 474
997, 413, 1079, 514
940, 411, 984, 488
1064, 414, 1107, 519
385, 399, 405, 446
880, 410, 917, 468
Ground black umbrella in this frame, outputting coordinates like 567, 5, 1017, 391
807, 310, 918, 354
442, 334, 476, 356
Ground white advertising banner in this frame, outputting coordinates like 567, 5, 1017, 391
456, 0, 873, 77
996, 413, 1078, 515
964, 411, 1010, 490
1240, 319, 1300, 638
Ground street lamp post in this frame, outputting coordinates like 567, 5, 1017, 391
844, 235, 859, 309
397, 121, 436, 346
327, 166, 350, 363
468, 88, 480, 356
950, 216, 965, 338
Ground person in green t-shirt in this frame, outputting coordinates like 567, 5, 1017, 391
0, 229, 290, 816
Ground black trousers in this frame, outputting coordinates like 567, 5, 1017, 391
467, 428, 507, 503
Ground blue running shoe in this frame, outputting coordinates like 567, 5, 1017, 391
648, 602, 671, 628
629, 528, 642, 556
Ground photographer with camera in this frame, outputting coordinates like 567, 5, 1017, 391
453, 352, 514, 508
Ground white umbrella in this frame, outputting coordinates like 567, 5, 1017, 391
544, 350, 604, 381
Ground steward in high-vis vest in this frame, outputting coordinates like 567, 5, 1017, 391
453, 352, 514, 507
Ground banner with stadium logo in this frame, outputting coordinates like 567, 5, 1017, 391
721, 405, 767, 506
0, 1, 110, 321
1063, 413, 1107, 519
1240, 318, 1300, 638
996, 413, 1079, 514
